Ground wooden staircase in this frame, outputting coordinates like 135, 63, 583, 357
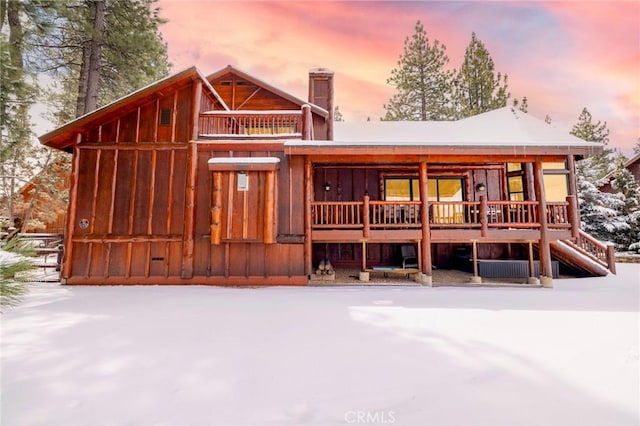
550, 230, 616, 277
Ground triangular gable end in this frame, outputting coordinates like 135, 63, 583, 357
207, 65, 329, 118
40, 67, 227, 151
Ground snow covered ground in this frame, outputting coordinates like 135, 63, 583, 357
2, 264, 639, 426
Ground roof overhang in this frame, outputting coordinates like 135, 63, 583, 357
284, 140, 603, 163
39, 67, 225, 151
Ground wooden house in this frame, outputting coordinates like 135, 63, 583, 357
600, 153, 640, 193
39, 65, 615, 286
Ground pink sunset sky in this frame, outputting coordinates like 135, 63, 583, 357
157, 0, 639, 155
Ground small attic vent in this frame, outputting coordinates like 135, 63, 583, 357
219, 81, 232, 86
236, 80, 249, 86
159, 108, 172, 126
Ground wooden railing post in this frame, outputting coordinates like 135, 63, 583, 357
567, 195, 580, 240
606, 244, 617, 274
479, 195, 488, 237
301, 104, 313, 140
363, 194, 370, 239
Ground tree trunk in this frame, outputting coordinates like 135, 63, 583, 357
76, 0, 106, 117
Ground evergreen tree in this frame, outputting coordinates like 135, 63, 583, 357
610, 156, 640, 249
0, 0, 55, 222
511, 96, 528, 113
633, 138, 640, 155
570, 107, 612, 181
383, 20, 454, 121
453, 32, 509, 119
334, 106, 344, 122
33, 0, 171, 118
576, 167, 628, 244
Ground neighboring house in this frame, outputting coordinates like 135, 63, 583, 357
39, 66, 613, 286
600, 154, 640, 193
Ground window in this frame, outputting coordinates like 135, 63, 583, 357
543, 174, 568, 202
385, 178, 419, 201
508, 176, 524, 201
159, 108, 172, 126
543, 161, 568, 202
383, 177, 464, 202
428, 178, 463, 201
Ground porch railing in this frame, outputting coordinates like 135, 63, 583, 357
310, 198, 573, 232
199, 110, 302, 137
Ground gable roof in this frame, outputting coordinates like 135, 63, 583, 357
286, 108, 604, 158
207, 65, 329, 118
602, 153, 640, 182
39, 67, 227, 151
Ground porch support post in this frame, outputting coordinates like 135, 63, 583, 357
418, 161, 432, 277
533, 161, 553, 287
304, 157, 313, 278
363, 194, 370, 239
470, 240, 481, 284
479, 195, 488, 237
527, 240, 539, 285
566, 154, 580, 240
301, 104, 313, 141
525, 163, 536, 201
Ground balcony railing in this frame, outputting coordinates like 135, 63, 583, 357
310, 197, 573, 233
199, 110, 302, 138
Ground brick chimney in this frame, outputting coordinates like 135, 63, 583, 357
308, 68, 334, 140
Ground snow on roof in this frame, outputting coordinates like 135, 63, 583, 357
310, 108, 602, 148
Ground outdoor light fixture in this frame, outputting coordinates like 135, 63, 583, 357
476, 183, 486, 192
324, 182, 331, 191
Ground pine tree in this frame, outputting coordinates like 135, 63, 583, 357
383, 20, 454, 121
610, 156, 640, 249
511, 96, 528, 113
0, 0, 54, 222
334, 106, 344, 122
570, 107, 612, 181
33, 0, 171, 118
576, 167, 628, 244
453, 32, 509, 119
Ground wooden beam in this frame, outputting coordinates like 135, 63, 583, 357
472, 240, 479, 277
263, 170, 276, 244
181, 142, 198, 279
301, 105, 313, 141
418, 161, 432, 275
304, 157, 313, 277
191, 80, 203, 141
533, 161, 553, 280
211, 172, 223, 245
528, 240, 535, 278
363, 195, 370, 239
61, 139, 82, 279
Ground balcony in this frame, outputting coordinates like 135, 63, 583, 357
199, 110, 303, 139
310, 197, 576, 243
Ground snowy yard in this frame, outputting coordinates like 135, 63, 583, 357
2, 265, 639, 426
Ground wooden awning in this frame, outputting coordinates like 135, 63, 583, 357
207, 157, 280, 171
